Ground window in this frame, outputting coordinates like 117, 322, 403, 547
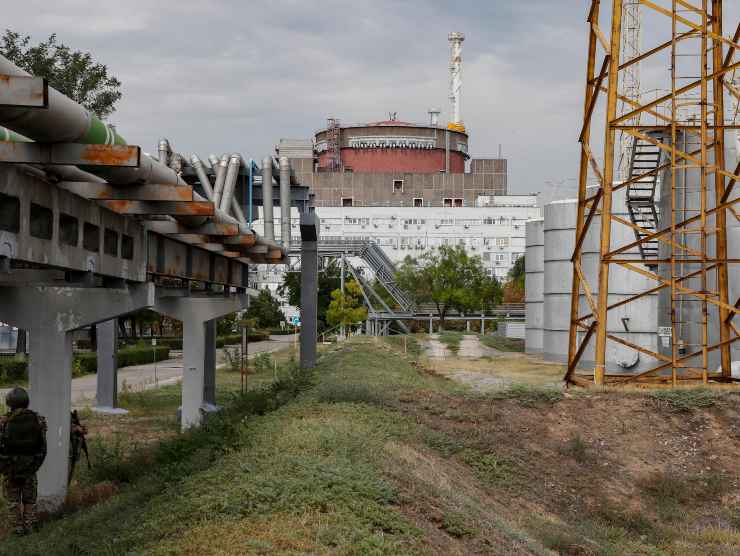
83, 222, 100, 252
495, 253, 507, 264
413, 197, 423, 207
30, 203, 53, 240
454, 198, 463, 207
121, 235, 134, 259
0, 193, 20, 233
341, 197, 353, 207
496, 237, 509, 248
104, 228, 119, 256
443, 198, 452, 207
59, 213, 78, 246
483, 217, 494, 225
392, 179, 403, 193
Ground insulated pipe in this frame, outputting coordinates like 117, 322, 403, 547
261, 156, 275, 241
158, 139, 171, 167
190, 154, 215, 200
212, 154, 228, 207
219, 153, 241, 212
279, 156, 291, 248
207, 154, 220, 171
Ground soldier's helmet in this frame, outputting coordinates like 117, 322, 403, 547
5, 387, 29, 410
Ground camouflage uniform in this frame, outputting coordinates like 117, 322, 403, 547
0, 410, 47, 535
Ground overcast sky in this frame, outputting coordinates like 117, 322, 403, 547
5, 1, 739, 200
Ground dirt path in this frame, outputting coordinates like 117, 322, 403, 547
458, 334, 503, 358
425, 334, 451, 358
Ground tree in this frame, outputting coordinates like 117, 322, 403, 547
503, 255, 525, 303
326, 280, 368, 328
278, 260, 342, 331
396, 246, 502, 329
1, 30, 122, 119
245, 289, 285, 330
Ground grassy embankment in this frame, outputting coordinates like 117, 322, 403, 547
2, 338, 740, 555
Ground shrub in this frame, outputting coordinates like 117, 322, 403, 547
0, 356, 28, 384
649, 389, 717, 413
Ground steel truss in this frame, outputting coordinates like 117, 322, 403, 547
567, 0, 740, 386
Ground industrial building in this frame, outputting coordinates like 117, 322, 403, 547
253, 32, 540, 305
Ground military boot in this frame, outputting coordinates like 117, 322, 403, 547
23, 503, 37, 533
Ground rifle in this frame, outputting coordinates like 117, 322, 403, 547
68, 410, 91, 484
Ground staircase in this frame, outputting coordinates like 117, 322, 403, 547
360, 243, 415, 312
625, 134, 662, 268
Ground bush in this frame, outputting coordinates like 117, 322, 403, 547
0, 356, 28, 384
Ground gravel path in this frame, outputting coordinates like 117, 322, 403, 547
425, 334, 451, 358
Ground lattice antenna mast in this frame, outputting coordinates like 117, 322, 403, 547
617, 0, 641, 180
326, 117, 341, 172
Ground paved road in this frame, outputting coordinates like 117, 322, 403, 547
3, 335, 297, 407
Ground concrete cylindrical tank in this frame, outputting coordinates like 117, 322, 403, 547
525, 218, 544, 354
543, 200, 577, 363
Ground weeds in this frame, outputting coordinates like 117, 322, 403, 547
490, 384, 564, 406
639, 470, 725, 521
438, 331, 463, 354
315, 381, 386, 405
254, 352, 274, 374
421, 428, 465, 457
460, 449, 514, 486
559, 434, 590, 464
479, 335, 525, 353
649, 389, 718, 413
441, 511, 478, 538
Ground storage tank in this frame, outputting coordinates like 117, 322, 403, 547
579, 186, 660, 373
543, 200, 577, 363
525, 218, 544, 354
543, 189, 659, 371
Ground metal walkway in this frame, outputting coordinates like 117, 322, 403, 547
625, 133, 662, 268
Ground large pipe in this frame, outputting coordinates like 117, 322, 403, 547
261, 156, 275, 241
190, 154, 215, 200
212, 154, 228, 207
279, 156, 291, 248
220, 153, 242, 212
158, 138, 171, 167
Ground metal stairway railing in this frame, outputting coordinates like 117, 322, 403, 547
290, 237, 415, 313
625, 133, 662, 269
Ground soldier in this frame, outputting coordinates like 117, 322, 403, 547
0, 387, 47, 536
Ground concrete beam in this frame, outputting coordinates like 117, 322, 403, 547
299, 212, 320, 369
58, 181, 194, 202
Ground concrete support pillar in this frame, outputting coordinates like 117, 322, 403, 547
0, 283, 154, 509
154, 293, 248, 431
28, 326, 72, 507
94, 319, 126, 414
299, 212, 319, 370
203, 319, 217, 408
429, 318, 433, 334
481, 315, 485, 335
466, 320, 471, 332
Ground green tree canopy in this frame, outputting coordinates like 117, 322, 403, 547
326, 280, 368, 328
396, 246, 502, 329
1, 30, 122, 119
508, 255, 525, 290
278, 260, 342, 331
245, 289, 285, 330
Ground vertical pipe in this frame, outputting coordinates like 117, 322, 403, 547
248, 158, 254, 226
279, 156, 291, 248
158, 138, 171, 166
262, 156, 275, 241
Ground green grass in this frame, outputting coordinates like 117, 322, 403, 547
649, 388, 719, 413
479, 335, 525, 353
438, 330, 463, 353
489, 383, 564, 406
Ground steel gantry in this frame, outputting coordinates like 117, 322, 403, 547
567, 0, 740, 386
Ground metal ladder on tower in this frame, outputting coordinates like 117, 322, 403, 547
625, 134, 662, 269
